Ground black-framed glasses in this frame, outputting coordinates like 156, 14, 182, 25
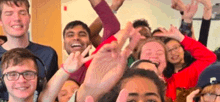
167, 45, 182, 53
202, 93, 220, 102
2, 71, 37, 81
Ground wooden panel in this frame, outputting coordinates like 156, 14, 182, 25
32, 0, 62, 66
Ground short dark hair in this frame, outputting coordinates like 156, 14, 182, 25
98, 69, 165, 102
0, 35, 7, 42
63, 20, 90, 38
1, 48, 38, 73
133, 19, 151, 30
0, 0, 30, 18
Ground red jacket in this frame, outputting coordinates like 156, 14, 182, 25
165, 36, 217, 101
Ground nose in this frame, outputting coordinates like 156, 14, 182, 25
13, 13, 21, 22
72, 34, 80, 41
138, 100, 144, 102
17, 74, 27, 82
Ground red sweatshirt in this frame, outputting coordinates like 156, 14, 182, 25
165, 36, 217, 101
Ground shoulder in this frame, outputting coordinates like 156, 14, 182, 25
0, 46, 7, 57
27, 42, 57, 55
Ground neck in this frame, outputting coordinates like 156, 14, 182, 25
8, 95, 34, 102
2, 34, 29, 50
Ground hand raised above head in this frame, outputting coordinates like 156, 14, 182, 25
171, 0, 186, 11
111, 0, 125, 11
155, 25, 185, 42
79, 22, 141, 102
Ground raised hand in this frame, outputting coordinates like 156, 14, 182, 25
182, 0, 199, 23
196, 0, 212, 9
111, 0, 125, 11
171, 0, 186, 11
63, 45, 93, 73
156, 25, 185, 42
77, 22, 141, 102
186, 89, 200, 102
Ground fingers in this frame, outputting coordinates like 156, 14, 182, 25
186, 89, 200, 102
116, 89, 128, 102
81, 45, 92, 57
85, 96, 94, 102
191, 0, 194, 5
97, 41, 118, 57
82, 54, 95, 64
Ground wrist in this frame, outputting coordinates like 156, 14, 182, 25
184, 18, 192, 23
110, 5, 119, 12
77, 84, 102, 102
61, 66, 71, 74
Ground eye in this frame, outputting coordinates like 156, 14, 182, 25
127, 100, 136, 102
146, 99, 157, 102
8, 72, 18, 77
66, 33, 73, 37
20, 11, 28, 15
79, 32, 87, 37
4, 12, 13, 16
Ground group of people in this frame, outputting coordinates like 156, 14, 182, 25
0, 0, 219, 102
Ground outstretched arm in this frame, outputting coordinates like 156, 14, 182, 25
89, 0, 125, 48
198, 0, 212, 46
89, 0, 121, 46
172, 0, 198, 39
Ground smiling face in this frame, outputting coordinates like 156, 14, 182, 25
0, 2, 30, 38
58, 80, 79, 102
3, 59, 37, 100
140, 41, 166, 76
121, 76, 162, 102
165, 40, 184, 64
64, 25, 90, 55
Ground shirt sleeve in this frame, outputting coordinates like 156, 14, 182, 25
93, 0, 120, 41
198, 18, 211, 46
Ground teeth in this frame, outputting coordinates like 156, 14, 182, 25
12, 25, 22, 28
17, 87, 28, 91
71, 44, 82, 47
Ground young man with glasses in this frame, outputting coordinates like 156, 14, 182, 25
0, 48, 40, 102
187, 63, 220, 102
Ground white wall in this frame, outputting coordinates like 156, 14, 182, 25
61, 0, 220, 61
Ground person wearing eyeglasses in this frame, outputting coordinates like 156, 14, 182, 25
187, 63, 220, 102
0, 48, 40, 102
154, 25, 216, 101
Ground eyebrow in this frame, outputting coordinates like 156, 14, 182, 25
79, 31, 87, 34
145, 92, 160, 97
128, 92, 159, 98
129, 93, 138, 96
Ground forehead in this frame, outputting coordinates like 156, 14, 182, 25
121, 76, 159, 95
3, 59, 37, 73
142, 41, 165, 51
62, 80, 79, 88
166, 40, 180, 47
